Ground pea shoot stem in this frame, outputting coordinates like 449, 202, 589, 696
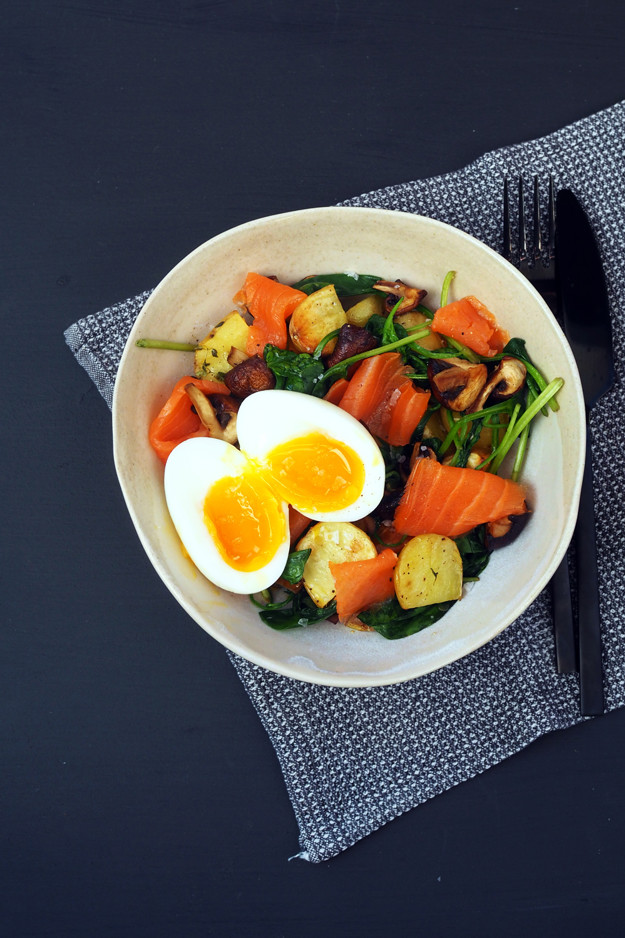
136, 338, 197, 351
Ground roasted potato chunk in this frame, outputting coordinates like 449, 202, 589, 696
395, 311, 443, 351
297, 522, 377, 608
345, 294, 384, 327
289, 284, 347, 355
393, 534, 463, 609
194, 311, 250, 380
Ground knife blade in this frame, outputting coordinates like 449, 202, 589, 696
556, 189, 615, 715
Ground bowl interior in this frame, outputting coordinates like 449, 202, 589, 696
113, 206, 585, 686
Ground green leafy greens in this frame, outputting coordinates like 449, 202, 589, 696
359, 598, 455, 639
290, 273, 383, 296
263, 345, 325, 394
256, 590, 337, 631
281, 549, 311, 585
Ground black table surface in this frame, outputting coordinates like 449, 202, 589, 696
5, 2, 625, 935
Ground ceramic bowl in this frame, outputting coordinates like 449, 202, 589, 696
112, 206, 585, 686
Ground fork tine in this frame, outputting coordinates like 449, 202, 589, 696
518, 178, 527, 266
503, 177, 511, 260
504, 175, 555, 278
533, 175, 542, 257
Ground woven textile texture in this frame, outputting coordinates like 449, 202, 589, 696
65, 101, 625, 862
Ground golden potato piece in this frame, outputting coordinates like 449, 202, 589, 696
345, 294, 383, 327
297, 522, 377, 608
289, 284, 347, 355
194, 311, 250, 380
395, 311, 443, 351
394, 534, 463, 609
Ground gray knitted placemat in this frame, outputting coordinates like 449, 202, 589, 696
65, 101, 625, 863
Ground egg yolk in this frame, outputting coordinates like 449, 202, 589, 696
264, 431, 365, 514
203, 470, 286, 572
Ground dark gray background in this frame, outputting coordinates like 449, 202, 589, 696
4, 1, 625, 935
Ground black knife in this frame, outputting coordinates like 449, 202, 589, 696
556, 189, 615, 716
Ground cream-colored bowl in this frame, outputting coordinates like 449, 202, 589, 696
112, 206, 585, 687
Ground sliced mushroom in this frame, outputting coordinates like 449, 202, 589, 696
224, 356, 276, 399
324, 324, 379, 369
427, 357, 488, 412
227, 345, 249, 368
374, 279, 427, 313
487, 516, 513, 538
342, 615, 375, 632
486, 509, 530, 547
210, 394, 240, 445
184, 384, 225, 439
469, 356, 527, 412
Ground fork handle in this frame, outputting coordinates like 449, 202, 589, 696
551, 553, 577, 673
576, 431, 605, 716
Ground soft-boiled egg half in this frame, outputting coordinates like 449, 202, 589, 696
164, 389, 385, 594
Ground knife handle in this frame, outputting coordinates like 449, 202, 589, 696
576, 432, 605, 716
551, 553, 577, 673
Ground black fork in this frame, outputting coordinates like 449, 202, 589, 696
502, 175, 577, 674
504, 176, 558, 314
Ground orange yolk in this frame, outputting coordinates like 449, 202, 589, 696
203, 470, 286, 572
264, 431, 365, 514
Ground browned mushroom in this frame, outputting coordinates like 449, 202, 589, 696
427, 357, 488, 412
487, 516, 513, 538
224, 356, 276, 399
184, 384, 225, 439
324, 324, 379, 370
470, 356, 527, 412
342, 615, 375, 632
486, 509, 530, 547
374, 279, 427, 313
226, 346, 249, 368
210, 395, 240, 444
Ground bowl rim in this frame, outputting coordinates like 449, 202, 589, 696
112, 204, 586, 686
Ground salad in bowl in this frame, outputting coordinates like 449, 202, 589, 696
112, 206, 584, 686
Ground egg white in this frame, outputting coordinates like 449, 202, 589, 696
236, 389, 385, 522
164, 436, 290, 593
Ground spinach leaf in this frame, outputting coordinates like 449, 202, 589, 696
359, 597, 455, 640
263, 345, 325, 395
366, 313, 436, 377
291, 273, 382, 296
382, 306, 402, 346
366, 313, 409, 342
402, 353, 430, 379
455, 525, 491, 579
281, 549, 311, 585
503, 337, 532, 362
258, 590, 337, 630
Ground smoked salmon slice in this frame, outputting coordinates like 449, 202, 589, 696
338, 352, 430, 446
394, 458, 527, 538
430, 295, 510, 358
239, 272, 307, 356
329, 548, 398, 620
